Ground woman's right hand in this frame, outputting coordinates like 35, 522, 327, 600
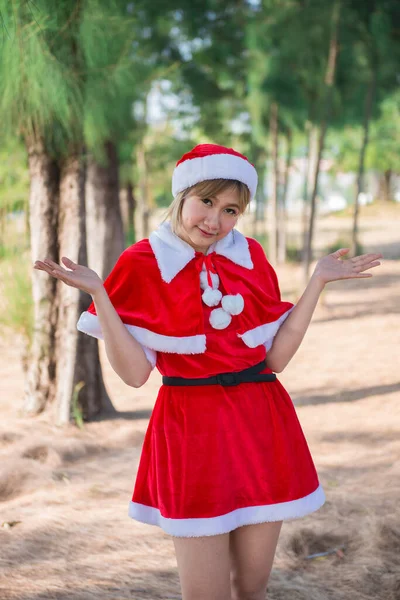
34, 257, 104, 297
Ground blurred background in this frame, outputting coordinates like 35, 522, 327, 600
0, 2, 399, 599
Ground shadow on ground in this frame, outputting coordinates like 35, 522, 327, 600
292, 381, 400, 406
92, 409, 153, 421
1, 567, 181, 600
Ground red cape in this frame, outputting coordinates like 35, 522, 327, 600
77, 223, 294, 362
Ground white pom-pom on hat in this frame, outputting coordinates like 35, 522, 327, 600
209, 308, 232, 330
202, 287, 223, 307
221, 294, 244, 316
200, 270, 219, 291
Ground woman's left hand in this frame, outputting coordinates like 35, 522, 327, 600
313, 248, 383, 285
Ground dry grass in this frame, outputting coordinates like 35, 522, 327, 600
0, 210, 399, 599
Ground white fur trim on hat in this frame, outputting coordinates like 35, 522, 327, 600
172, 153, 258, 200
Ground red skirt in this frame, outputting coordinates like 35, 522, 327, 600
128, 377, 325, 537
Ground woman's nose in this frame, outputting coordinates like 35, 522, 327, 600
204, 211, 220, 229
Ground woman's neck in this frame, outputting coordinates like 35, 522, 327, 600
175, 225, 211, 255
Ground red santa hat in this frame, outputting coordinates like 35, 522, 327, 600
172, 143, 258, 200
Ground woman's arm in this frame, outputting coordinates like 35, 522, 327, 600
265, 248, 382, 373
34, 256, 153, 388
92, 286, 153, 388
265, 273, 324, 373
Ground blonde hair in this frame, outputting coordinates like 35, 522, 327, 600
164, 179, 251, 234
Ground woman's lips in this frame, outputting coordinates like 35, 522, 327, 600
197, 227, 216, 237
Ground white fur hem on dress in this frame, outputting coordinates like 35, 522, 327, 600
128, 484, 326, 537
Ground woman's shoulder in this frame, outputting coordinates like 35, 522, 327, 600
117, 238, 159, 273
122, 238, 155, 261
245, 235, 263, 251
244, 235, 271, 265
124, 237, 152, 254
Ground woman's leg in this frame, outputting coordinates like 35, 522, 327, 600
173, 532, 231, 600
229, 521, 283, 600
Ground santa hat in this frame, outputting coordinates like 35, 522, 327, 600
172, 143, 258, 200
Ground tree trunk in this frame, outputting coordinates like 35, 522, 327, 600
53, 155, 85, 425
136, 144, 151, 241
54, 154, 115, 425
77, 157, 115, 420
303, 0, 341, 283
268, 102, 279, 265
278, 128, 292, 264
24, 137, 60, 415
252, 191, 259, 238
381, 169, 392, 202
301, 120, 317, 258
252, 165, 265, 238
85, 141, 125, 280
351, 69, 377, 257
120, 182, 136, 246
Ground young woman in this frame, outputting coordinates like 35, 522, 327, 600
34, 144, 382, 600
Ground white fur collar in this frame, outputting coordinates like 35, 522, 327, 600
149, 221, 254, 283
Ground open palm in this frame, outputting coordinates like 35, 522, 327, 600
314, 248, 383, 284
34, 257, 103, 296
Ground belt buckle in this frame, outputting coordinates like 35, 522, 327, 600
216, 372, 239, 386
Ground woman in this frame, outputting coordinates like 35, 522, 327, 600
34, 143, 382, 600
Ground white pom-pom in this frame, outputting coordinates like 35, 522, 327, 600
202, 287, 223, 307
209, 308, 232, 330
221, 294, 244, 316
200, 270, 219, 291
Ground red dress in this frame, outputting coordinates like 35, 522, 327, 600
77, 222, 325, 537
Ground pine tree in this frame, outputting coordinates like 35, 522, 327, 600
0, 1, 152, 423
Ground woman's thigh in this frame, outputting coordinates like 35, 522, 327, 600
229, 521, 283, 600
173, 532, 231, 600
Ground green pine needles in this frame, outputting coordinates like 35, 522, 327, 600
0, 1, 147, 159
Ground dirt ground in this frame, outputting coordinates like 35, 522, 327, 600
0, 208, 399, 600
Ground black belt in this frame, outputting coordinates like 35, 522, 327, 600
162, 360, 276, 387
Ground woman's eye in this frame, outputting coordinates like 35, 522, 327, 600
201, 198, 237, 215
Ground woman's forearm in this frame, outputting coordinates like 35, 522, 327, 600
92, 287, 152, 387
265, 273, 325, 373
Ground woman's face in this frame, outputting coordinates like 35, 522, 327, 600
177, 187, 241, 253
